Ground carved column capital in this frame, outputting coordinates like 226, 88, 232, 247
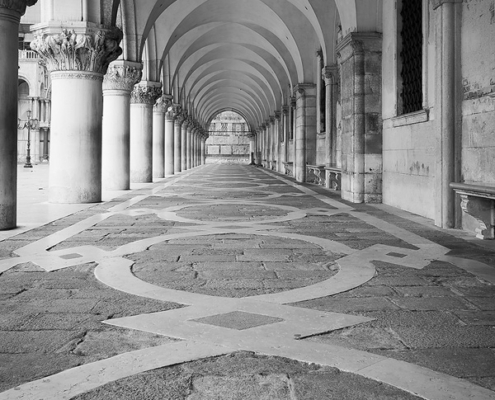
130, 83, 162, 105
290, 96, 296, 109
154, 95, 173, 113
322, 65, 339, 85
167, 103, 181, 121
282, 105, 290, 115
0, 0, 37, 16
103, 61, 142, 92
274, 111, 281, 121
31, 28, 123, 76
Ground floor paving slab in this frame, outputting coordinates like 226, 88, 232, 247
1, 164, 494, 399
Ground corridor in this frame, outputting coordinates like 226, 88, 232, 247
0, 164, 494, 399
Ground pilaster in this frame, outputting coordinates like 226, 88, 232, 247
294, 83, 317, 183
323, 65, 339, 167
337, 32, 382, 203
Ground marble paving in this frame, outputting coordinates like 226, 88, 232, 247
1, 164, 495, 399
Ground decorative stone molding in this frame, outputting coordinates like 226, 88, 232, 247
31, 28, 123, 75
274, 111, 281, 121
282, 105, 289, 115
0, 0, 37, 16
431, 0, 462, 10
269, 115, 276, 124
103, 62, 142, 92
130, 84, 162, 105
50, 71, 104, 81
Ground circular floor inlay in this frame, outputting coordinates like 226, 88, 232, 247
130, 234, 341, 298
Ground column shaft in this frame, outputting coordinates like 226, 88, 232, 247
181, 122, 188, 170
0, 8, 21, 228
186, 126, 192, 170
152, 108, 165, 179
102, 90, 131, 190
173, 116, 181, 173
130, 103, 153, 183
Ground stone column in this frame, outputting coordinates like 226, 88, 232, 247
31, 26, 122, 203
323, 66, 339, 166
102, 61, 142, 191
290, 96, 297, 165
165, 102, 179, 176
294, 84, 317, 182
275, 111, 282, 172
152, 97, 167, 179
337, 33, 382, 203
186, 120, 193, 170
172, 103, 182, 174
433, 0, 462, 228
181, 116, 188, 171
201, 134, 206, 165
282, 106, 289, 167
193, 128, 198, 167
0, 0, 36, 228
129, 82, 162, 183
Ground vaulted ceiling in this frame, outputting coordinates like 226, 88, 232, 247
40, 0, 383, 131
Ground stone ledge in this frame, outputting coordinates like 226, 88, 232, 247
391, 110, 429, 128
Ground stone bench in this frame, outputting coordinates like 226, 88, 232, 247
324, 166, 342, 191
450, 182, 495, 240
283, 162, 293, 177
306, 165, 326, 186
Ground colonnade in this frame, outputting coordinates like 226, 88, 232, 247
0, 2, 207, 229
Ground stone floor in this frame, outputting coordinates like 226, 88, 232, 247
1, 163, 494, 399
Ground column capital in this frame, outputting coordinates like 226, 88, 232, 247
322, 65, 339, 84
31, 27, 123, 76
282, 105, 290, 115
0, 0, 37, 16
154, 95, 173, 113
130, 82, 162, 105
290, 96, 296, 109
294, 83, 315, 98
103, 61, 142, 92
169, 104, 183, 122
431, 0, 462, 9
269, 115, 276, 124
274, 111, 281, 121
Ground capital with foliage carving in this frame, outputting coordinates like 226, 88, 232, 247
130, 84, 162, 105
0, 0, 37, 16
103, 61, 142, 92
170, 105, 183, 122
274, 111, 281, 121
290, 96, 296, 109
31, 28, 123, 76
282, 105, 289, 115
154, 95, 173, 113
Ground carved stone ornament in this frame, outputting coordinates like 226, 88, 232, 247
170, 105, 183, 122
130, 84, 162, 105
31, 28, 122, 75
322, 66, 339, 84
0, 0, 37, 16
290, 96, 296, 109
103, 63, 142, 92
274, 111, 281, 121
154, 95, 173, 113
282, 105, 289, 115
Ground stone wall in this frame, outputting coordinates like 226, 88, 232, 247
461, 0, 495, 184
381, 0, 437, 219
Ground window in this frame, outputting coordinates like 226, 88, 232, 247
398, 0, 423, 115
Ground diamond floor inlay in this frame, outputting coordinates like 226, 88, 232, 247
191, 311, 285, 330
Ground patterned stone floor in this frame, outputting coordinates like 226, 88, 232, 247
0, 163, 494, 399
